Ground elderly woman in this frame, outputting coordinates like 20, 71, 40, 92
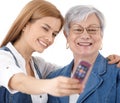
47, 5, 120, 103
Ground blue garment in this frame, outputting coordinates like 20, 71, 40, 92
47, 53, 120, 103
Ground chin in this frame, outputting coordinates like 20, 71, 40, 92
80, 52, 92, 57
37, 49, 45, 53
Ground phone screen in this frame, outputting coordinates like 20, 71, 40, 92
73, 61, 91, 83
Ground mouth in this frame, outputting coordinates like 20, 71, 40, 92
77, 42, 92, 46
38, 40, 48, 48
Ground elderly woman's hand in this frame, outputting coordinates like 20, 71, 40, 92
107, 54, 120, 67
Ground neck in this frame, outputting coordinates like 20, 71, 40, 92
13, 41, 35, 76
13, 40, 33, 63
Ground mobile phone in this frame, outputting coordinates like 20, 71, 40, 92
73, 60, 91, 83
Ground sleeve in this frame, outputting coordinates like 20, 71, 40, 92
0, 50, 24, 93
32, 56, 62, 79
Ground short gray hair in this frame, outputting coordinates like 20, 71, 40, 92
64, 5, 105, 36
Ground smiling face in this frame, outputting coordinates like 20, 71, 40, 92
65, 13, 103, 60
21, 17, 61, 53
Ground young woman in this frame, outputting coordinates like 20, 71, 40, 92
0, 0, 82, 103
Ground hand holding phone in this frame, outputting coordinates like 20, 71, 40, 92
73, 60, 91, 83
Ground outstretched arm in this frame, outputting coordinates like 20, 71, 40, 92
9, 73, 83, 96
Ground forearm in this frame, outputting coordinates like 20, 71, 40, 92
9, 73, 47, 94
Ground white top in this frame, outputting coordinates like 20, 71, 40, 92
69, 73, 79, 103
0, 42, 59, 103
69, 94, 79, 103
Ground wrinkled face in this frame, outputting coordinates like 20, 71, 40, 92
22, 17, 61, 53
66, 14, 102, 58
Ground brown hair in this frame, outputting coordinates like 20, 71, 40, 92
0, 0, 64, 47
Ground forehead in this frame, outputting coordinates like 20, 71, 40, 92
34, 17, 61, 31
71, 13, 100, 26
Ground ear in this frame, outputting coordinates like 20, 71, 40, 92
63, 30, 68, 38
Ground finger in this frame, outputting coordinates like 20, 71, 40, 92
108, 59, 118, 64
56, 85, 84, 96
58, 80, 84, 92
107, 54, 119, 64
58, 76, 80, 84
107, 54, 115, 60
117, 62, 120, 68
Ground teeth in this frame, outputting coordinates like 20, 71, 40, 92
78, 42, 92, 46
39, 41, 48, 47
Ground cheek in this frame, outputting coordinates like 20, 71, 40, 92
94, 34, 102, 41
67, 34, 75, 43
67, 37, 74, 48
50, 39, 54, 45
24, 28, 37, 43
94, 37, 102, 49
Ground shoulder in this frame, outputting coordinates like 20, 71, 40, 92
105, 62, 120, 81
94, 54, 119, 73
107, 62, 119, 72
0, 42, 17, 60
0, 48, 14, 61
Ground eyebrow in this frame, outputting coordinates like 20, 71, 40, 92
44, 23, 51, 29
71, 24, 101, 28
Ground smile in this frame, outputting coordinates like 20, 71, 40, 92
39, 40, 48, 47
77, 42, 92, 46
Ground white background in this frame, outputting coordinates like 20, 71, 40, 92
0, 0, 120, 66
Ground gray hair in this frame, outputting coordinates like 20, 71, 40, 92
64, 5, 105, 36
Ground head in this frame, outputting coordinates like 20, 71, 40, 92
0, 0, 64, 48
64, 5, 105, 61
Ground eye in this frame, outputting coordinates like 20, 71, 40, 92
73, 28, 83, 34
52, 32, 58, 37
87, 28, 97, 31
42, 26, 49, 32
75, 28, 83, 32
87, 27, 99, 34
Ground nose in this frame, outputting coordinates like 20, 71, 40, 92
80, 29, 90, 39
45, 32, 54, 43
